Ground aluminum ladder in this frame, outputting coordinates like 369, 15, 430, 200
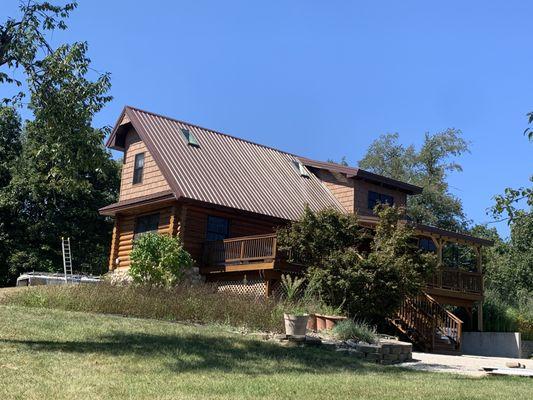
61, 237, 73, 281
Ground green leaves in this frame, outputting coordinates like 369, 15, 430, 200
358, 129, 470, 231
0, 40, 119, 281
278, 206, 436, 322
0, 1, 79, 103
491, 177, 533, 223
129, 233, 193, 287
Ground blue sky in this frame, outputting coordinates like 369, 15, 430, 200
4, 1, 533, 237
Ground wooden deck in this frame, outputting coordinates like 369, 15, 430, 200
202, 234, 283, 273
426, 268, 483, 302
201, 235, 484, 299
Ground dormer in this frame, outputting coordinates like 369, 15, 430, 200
299, 158, 422, 217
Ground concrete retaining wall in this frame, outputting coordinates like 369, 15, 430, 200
462, 332, 522, 358
521, 340, 533, 359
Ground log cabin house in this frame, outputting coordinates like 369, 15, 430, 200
100, 106, 492, 353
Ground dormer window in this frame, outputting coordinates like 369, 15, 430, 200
293, 160, 310, 178
368, 190, 394, 210
132, 152, 145, 184
180, 127, 199, 147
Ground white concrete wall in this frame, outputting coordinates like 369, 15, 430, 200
462, 332, 522, 358
521, 340, 533, 359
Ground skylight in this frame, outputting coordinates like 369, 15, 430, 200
180, 127, 199, 147
293, 160, 310, 178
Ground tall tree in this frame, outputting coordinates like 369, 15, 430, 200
0, 106, 22, 285
0, 1, 77, 103
4, 42, 120, 280
487, 126, 532, 305
359, 129, 470, 231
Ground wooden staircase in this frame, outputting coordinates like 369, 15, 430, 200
390, 292, 463, 354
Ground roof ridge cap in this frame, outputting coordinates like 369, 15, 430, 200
125, 105, 301, 158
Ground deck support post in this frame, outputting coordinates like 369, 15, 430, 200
477, 301, 483, 331
433, 236, 444, 287
265, 278, 272, 297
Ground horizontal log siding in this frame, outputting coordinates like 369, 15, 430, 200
119, 128, 170, 202
315, 170, 354, 213
181, 205, 280, 266
112, 207, 173, 270
354, 179, 407, 217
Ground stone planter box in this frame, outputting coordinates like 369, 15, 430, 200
337, 340, 413, 365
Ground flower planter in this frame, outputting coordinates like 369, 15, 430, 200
313, 314, 347, 331
307, 313, 317, 331
325, 315, 347, 330
284, 313, 309, 338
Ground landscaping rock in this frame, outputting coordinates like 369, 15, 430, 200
321, 340, 338, 349
345, 339, 358, 348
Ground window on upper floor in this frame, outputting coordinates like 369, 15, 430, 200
132, 152, 145, 184
367, 190, 394, 210
206, 215, 230, 241
134, 213, 160, 240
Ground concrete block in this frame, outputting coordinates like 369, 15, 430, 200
357, 344, 380, 353
398, 353, 409, 362
401, 345, 412, 354
364, 353, 381, 361
390, 346, 402, 354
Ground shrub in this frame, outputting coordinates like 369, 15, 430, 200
277, 206, 370, 267
279, 205, 436, 322
332, 319, 377, 344
129, 233, 193, 287
1, 283, 285, 332
483, 290, 533, 340
280, 274, 305, 303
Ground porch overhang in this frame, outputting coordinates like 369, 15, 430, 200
357, 215, 493, 247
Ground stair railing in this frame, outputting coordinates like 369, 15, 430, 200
396, 292, 463, 352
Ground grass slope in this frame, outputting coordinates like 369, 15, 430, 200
0, 305, 531, 400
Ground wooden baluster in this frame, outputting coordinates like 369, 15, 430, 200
240, 240, 245, 262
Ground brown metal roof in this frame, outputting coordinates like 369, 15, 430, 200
104, 106, 490, 246
108, 106, 345, 221
298, 157, 423, 195
357, 215, 493, 246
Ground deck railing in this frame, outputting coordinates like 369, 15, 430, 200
427, 268, 483, 294
202, 233, 278, 267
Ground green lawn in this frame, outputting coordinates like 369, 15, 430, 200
0, 305, 531, 400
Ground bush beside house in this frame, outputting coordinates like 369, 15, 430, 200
129, 233, 194, 287
278, 205, 437, 323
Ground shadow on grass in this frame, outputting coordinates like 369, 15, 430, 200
0, 331, 415, 376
